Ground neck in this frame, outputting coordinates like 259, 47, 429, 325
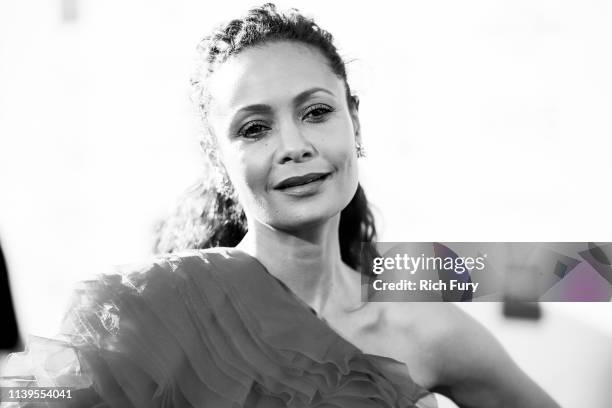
236, 214, 359, 316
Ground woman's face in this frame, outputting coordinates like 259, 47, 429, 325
207, 41, 361, 232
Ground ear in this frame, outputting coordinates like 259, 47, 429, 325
349, 95, 362, 145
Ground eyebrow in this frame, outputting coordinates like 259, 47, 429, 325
232, 87, 336, 117
293, 87, 335, 107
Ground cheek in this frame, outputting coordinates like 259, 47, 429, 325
342, 151, 359, 189
324, 123, 357, 177
223, 146, 270, 198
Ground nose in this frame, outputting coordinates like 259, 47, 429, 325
276, 119, 316, 164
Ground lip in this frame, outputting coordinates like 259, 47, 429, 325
273, 172, 332, 190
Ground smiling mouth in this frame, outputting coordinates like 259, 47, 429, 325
274, 172, 331, 190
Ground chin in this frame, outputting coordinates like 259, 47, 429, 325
268, 203, 344, 233
246, 184, 356, 232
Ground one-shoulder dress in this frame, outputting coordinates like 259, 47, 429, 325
1, 248, 438, 408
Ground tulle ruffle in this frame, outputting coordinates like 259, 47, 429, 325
1, 248, 436, 408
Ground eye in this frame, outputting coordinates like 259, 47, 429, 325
302, 103, 334, 123
237, 120, 270, 139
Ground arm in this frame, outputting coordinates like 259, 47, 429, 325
420, 304, 561, 408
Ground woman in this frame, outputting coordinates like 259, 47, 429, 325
2, 4, 559, 407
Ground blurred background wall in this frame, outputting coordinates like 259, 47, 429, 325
1, 0, 611, 406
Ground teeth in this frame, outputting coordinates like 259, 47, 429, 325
292, 180, 312, 187
305, 174, 325, 183
286, 174, 325, 188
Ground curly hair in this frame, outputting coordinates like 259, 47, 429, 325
155, 3, 379, 277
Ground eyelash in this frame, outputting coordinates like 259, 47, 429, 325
301, 103, 335, 122
237, 120, 269, 139
236, 103, 335, 140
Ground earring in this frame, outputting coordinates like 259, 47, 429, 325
356, 142, 366, 158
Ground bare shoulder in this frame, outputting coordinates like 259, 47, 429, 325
373, 302, 462, 389
384, 302, 560, 407
383, 301, 466, 351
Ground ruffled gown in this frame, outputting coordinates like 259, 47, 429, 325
1, 248, 438, 408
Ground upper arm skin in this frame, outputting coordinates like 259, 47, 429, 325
415, 304, 561, 408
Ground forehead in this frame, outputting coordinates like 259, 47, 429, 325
208, 41, 345, 112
